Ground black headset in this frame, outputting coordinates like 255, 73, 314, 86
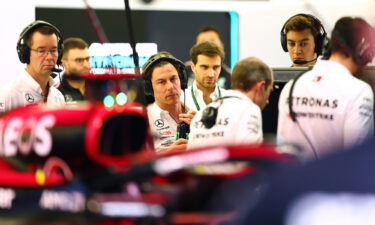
287, 67, 318, 159
201, 96, 240, 129
142, 53, 188, 96
280, 13, 328, 56
17, 20, 64, 65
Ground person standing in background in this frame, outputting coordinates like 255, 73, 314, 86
184, 41, 227, 112
58, 37, 90, 103
185, 26, 231, 89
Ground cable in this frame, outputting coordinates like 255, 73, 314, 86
183, 88, 186, 113
288, 67, 319, 160
124, 0, 140, 76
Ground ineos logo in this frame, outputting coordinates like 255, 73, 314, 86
0, 115, 56, 157
154, 119, 164, 128
25, 93, 34, 103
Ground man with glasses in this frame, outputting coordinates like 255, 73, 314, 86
58, 37, 90, 103
0, 20, 65, 113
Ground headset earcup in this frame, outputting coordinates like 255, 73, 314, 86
201, 107, 218, 129
315, 33, 328, 56
143, 79, 153, 96
179, 65, 188, 90
280, 32, 288, 52
57, 41, 64, 65
17, 44, 30, 64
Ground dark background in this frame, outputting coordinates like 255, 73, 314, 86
36, 8, 232, 65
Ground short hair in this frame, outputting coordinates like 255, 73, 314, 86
195, 26, 222, 42
330, 17, 374, 58
62, 37, 89, 59
142, 51, 181, 81
189, 41, 225, 64
231, 57, 273, 91
24, 25, 59, 48
284, 14, 321, 45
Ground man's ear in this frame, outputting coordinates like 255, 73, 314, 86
191, 63, 196, 74
61, 58, 67, 68
255, 81, 266, 93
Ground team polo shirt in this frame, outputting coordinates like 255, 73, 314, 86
182, 80, 227, 111
188, 90, 263, 150
277, 60, 374, 159
0, 70, 66, 113
147, 102, 190, 153
57, 75, 85, 104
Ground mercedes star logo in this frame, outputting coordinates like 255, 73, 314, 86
25, 93, 34, 103
154, 119, 164, 128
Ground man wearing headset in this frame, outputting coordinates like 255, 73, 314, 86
188, 57, 273, 150
183, 41, 228, 112
0, 20, 65, 113
277, 17, 375, 160
58, 37, 90, 103
281, 14, 328, 67
143, 52, 196, 154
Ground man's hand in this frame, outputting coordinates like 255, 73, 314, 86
179, 110, 196, 125
164, 138, 188, 153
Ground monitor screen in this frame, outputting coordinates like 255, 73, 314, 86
272, 67, 310, 82
88, 42, 157, 75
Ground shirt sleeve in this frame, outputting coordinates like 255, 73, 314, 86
0, 88, 12, 113
343, 84, 374, 149
234, 104, 263, 144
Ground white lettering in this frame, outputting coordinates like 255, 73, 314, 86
34, 115, 55, 156
3, 117, 23, 156
39, 190, 85, 213
0, 115, 56, 157
0, 188, 15, 209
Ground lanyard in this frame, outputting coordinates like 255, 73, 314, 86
191, 85, 222, 111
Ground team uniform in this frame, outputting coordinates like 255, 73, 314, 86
277, 60, 374, 159
57, 75, 85, 104
182, 80, 227, 111
0, 70, 66, 113
188, 90, 263, 150
147, 102, 190, 153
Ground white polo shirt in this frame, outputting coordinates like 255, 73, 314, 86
277, 60, 374, 159
182, 80, 227, 111
147, 102, 190, 153
188, 90, 263, 150
0, 70, 66, 113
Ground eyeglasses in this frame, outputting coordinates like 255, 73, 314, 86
73, 57, 90, 64
30, 48, 58, 57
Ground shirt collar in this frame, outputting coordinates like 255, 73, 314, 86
314, 60, 352, 76
150, 101, 190, 119
224, 89, 253, 104
23, 69, 56, 95
192, 80, 221, 99
61, 75, 80, 91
